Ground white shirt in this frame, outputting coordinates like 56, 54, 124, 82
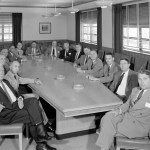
116, 70, 129, 96
32, 48, 36, 55
51, 47, 57, 57
0, 82, 17, 103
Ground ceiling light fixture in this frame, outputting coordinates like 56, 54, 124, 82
95, 0, 113, 9
68, 0, 79, 14
53, 2, 61, 16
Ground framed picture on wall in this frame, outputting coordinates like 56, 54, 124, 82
39, 22, 51, 34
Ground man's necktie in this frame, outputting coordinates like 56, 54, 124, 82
1, 82, 13, 103
52, 48, 55, 57
91, 61, 95, 69
114, 73, 125, 93
134, 90, 144, 105
84, 56, 88, 65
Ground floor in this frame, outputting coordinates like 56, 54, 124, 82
0, 133, 100, 150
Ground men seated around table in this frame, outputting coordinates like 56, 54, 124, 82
0, 66, 56, 150
76, 50, 103, 77
96, 69, 150, 150
87, 52, 120, 87
4, 61, 53, 130
59, 41, 76, 62
16, 42, 24, 58
8, 45, 21, 62
74, 47, 91, 67
45, 40, 62, 58
25, 41, 41, 56
109, 57, 138, 103
74, 43, 84, 62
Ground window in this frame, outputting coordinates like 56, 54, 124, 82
0, 13, 12, 42
80, 10, 97, 44
122, 2, 150, 53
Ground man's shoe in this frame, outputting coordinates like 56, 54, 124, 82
36, 142, 57, 150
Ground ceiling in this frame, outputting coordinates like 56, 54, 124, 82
0, 0, 139, 8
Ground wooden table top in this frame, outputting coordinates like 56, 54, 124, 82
20, 56, 122, 117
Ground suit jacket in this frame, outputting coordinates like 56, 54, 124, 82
117, 87, 150, 138
81, 58, 103, 76
109, 69, 138, 101
44, 46, 62, 57
74, 51, 84, 62
75, 55, 89, 66
95, 62, 120, 86
7, 51, 21, 62
4, 71, 34, 91
25, 47, 41, 56
59, 48, 76, 63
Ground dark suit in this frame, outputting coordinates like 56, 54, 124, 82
25, 47, 41, 56
0, 79, 42, 130
7, 51, 21, 63
109, 69, 138, 102
59, 49, 76, 62
74, 51, 84, 62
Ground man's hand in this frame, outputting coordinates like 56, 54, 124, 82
73, 63, 77, 67
109, 109, 120, 117
18, 96, 24, 109
88, 75, 100, 81
34, 78, 42, 85
76, 68, 85, 73
0, 104, 5, 112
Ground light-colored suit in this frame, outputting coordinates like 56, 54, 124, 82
4, 71, 34, 91
94, 62, 120, 86
44, 46, 62, 57
96, 87, 150, 149
75, 55, 89, 66
80, 58, 103, 76
109, 69, 138, 102
25, 47, 41, 56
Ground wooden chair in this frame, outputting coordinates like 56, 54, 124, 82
115, 136, 150, 150
0, 123, 23, 150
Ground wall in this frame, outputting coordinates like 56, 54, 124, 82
67, 14, 75, 41
0, 7, 67, 41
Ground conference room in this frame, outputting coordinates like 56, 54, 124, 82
0, 0, 150, 150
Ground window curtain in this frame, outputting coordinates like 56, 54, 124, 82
97, 7, 102, 52
12, 13, 22, 46
76, 11, 81, 43
113, 4, 122, 53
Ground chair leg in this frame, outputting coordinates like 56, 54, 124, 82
19, 133, 23, 150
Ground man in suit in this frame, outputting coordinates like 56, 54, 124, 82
88, 52, 120, 87
59, 41, 76, 62
76, 50, 103, 77
74, 43, 84, 62
74, 47, 91, 67
0, 67, 56, 150
109, 57, 138, 103
96, 69, 150, 150
0, 49, 11, 74
8, 45, 21, 62
45, 41, 61, 58
25, 41, 41, 56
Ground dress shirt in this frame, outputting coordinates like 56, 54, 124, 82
116, 70, 129, 96
51, 47, 57, 57
32, 48, 36, 55
75, 51, 80, 60
0, 81, 16, 103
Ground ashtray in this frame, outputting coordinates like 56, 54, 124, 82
56, 75, 65, 80
73, 84, 84, 90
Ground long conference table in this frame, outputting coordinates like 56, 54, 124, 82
20, 56, 122, 139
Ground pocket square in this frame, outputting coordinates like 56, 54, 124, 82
145, 102, 150, 108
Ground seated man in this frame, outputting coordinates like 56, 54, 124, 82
96, 69, 150, 150
109, 57, 138, 103
45, 41, 62, 58
88, 52, 120, 87
76, 50, 103, 77
74, 43, 84, 62
4, 61, 53, 128
0, 55, 6, 68
26, 41, 41, 56
16, 42, 24, 58
59, 41, 76, 62
0, 66, 56, 150
74, 47, 91, 67
0, 49, 10, 73
8, 45, 21, 62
